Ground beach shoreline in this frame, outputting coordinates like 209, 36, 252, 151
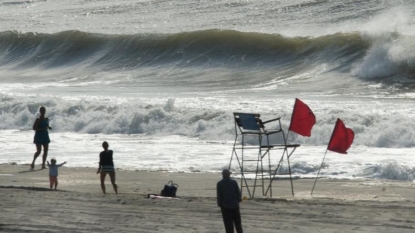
1, 164, 415, 232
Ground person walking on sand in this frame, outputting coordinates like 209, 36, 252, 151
97, 141, 118, 194
31, 106, 52, 169
217, 169, 243, 233
47, 159, 66, 190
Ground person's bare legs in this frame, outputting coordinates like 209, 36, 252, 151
31, 144, 42, 169
55, 178, 58, 190
41, 144, 49, 169
100, 172, 107, 194
109, 171, 118, 194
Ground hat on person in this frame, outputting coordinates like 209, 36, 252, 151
222, 169, 231, 175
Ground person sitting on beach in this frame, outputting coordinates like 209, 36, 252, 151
217, 169, 243, 233
31, 106, 52, 169
46, 159, 66, 190
96, 141, 118, 194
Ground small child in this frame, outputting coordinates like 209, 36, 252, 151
46, 158, 67, 190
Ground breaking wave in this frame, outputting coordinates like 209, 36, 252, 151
1, 29, 415, 88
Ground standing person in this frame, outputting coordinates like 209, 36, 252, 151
46, 159, 66, 190
96, 141, 118, 194
31, 106, 52, 169
217, 169, 243, 233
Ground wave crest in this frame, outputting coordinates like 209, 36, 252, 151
2, 29, 415, 88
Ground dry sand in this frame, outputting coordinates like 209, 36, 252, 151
1, 164, 415, 233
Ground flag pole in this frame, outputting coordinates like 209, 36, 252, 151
311, 149, 328, 196
312, 118, 338, 196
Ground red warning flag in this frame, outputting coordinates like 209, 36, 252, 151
327, 118, 354, 154
288, 98, 316, 137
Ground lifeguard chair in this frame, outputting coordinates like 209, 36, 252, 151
229, 112, 300, 198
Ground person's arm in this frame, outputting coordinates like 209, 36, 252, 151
217, 182, 222, 207
46, 118, 52, 130
57, 162, 67, 167
109, 150, 114, 164
32, 118, 41, 131
96, 154, 102, 174
235, 181, 242, 202
46, 161, 50, 167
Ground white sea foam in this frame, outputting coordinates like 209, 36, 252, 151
2, 93, 415, 148
2, 129, 415, 181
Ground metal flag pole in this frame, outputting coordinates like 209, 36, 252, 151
311, 149, 328, 196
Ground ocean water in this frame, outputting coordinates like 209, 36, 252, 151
1, 0, 415, 181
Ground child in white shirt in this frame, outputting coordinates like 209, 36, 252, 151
47, 158, 66, 190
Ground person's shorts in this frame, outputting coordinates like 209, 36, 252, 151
49, 176, 57, 184
101, 165, 115, 173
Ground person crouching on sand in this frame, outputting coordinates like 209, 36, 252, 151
47, 159, 66, 190
97, 141, 118, 194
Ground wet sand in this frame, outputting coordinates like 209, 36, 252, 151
1, 164, 415, 233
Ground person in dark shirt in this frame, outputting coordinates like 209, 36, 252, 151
31, 106, 52, 169
96, 141, 118, 194
217, 169, 243, 233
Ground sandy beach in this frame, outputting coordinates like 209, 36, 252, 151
1, 164, 415, 233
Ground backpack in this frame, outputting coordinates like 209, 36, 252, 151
161, 180, 179, 197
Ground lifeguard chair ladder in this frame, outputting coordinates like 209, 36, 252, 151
263, 134, 300, 197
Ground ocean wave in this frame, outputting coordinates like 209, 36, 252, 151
0, 29, 367, 69
2, 29, 415, 89
359, 161, 415, 181
2, 94, 415, 148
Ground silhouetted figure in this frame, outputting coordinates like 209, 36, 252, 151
31, 106, 52, 169
217, 169, 243, 233
47, 158, 66, 189
97, 141, 118, 194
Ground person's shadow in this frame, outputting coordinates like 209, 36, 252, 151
18, 168, 44, 174
0, 186, 65, 192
